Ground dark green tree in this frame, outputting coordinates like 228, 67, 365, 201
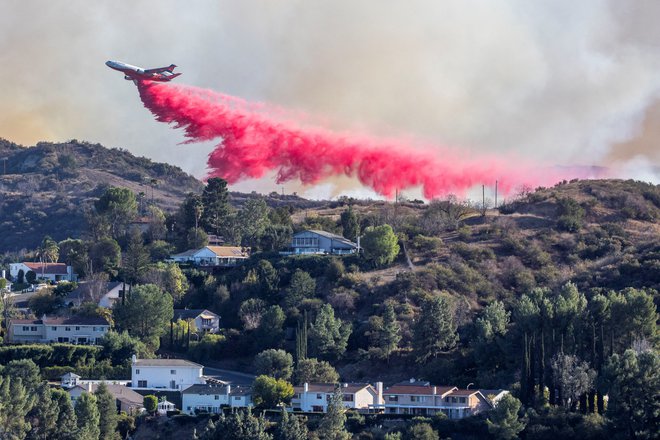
274, 408, 308, 440
27, 383, 59, 440
88, 238, 121, 275
486, 394, 526, 440
143, 395, 158, 414
317, 385, 350, 440
406, 422, 439, 440
256, 260, 280, 299
51, 389, 78, 440
38, 235, 59, 264
238, 198, 271, 248
309, 304, 352, 360
340, 206, 360, 241
413, 296, 458, 363
201, 177, 231, 237
366, 303, 401, 362
74, 392, 100, 440
121, 230, 150, 284
293, 358, 339, 385
261, 225, 293, 252
94, 187, 138, 238
0, 376, 33, 439
202, 408, 272, 440
254, 305, 286, 350
285, 269, 316, 308
254, 349, 294, 380
95, 382, 119, 440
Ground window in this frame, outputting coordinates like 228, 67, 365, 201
459, 397, 466, 403
388, 395, 399, 402
75, 326, 80, 330
342, 394, 354, 402
52, 327, 56, 331
138, 380, 147, 387
135, 369, 140, 374
22, 326, 29, 331
316, 394, 322, 399
214, 395, 219, 400
233, 396, 240, 400
65, 327, 71, 331
451, 397, 457, 403
93, 327, 97, 331
31, 326, 37, 331
171, 370, 176, 374
410, 396, 418, 402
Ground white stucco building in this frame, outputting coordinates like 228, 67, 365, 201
281, 230, 358, 256
131, 357, 206, 391
8, 316, 110, 344
182, 384, 253, 414
9, 262, 76, 282
291, 382, 383, 413
172, 309, 221, 333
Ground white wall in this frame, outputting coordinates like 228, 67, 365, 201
131, 365, 204, 390
182, 393, 230, 414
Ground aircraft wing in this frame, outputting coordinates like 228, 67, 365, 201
144, 64, 176, 74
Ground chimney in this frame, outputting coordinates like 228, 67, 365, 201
87, 382, 93, 392
303, 383, 309, 393
131, 354, 137, 364
433, 386, 437, 395
376, 382, 383, 402
226, 385, 231, 395
1, 269, 5, 279
409, 378, 415, 384
343, 383, 348, 388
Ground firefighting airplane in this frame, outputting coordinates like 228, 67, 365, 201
105, 60, 181, 83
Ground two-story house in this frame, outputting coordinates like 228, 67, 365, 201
292, 382, 383, 413
281, 230, 358, 256
376, 380, 492, 419
173, 309, 221, 333
131, 356, 206, 391
182, 384, 253, 414
8, 316, 110, 344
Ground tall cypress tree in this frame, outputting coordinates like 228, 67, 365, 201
28, 383, 59, 440
317, 386, 350, 440
95, 383, 119, 440
51, 389, 78, 440
75, 393, 100, 440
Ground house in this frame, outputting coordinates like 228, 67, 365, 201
375, 380, 493, 419
131, 356, 206, 391
281, 230, 358, 256
170, 246, 249, 267
68, 382, 144, 414
7, 316, 110, 344
291, 382, 383, 413
182, 384, 253, 414
9, 262, 77, 282
157, 400, 177, 415
478, 389, 510, 406
173, 309, 221, 333
61, 372, 82, 388
65, 281, 129, 308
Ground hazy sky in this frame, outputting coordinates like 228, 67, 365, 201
1, 0, 659, 197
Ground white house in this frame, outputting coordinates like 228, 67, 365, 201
281, 230, 358, 256
173, 309, 221, 333
170, 246, 249, 267
9, 262, 76, 282
291, 382, 383, 413
131, 357, 206, 391
7, 316, 110, 344
65, 281, 129, 308
182, 384, 253, 414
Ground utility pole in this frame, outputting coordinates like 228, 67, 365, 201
495, 180, 498, 208
482, 184, 485, 215
0, 157, 7, 175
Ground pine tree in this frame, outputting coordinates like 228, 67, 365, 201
201, 177, 231, 237
95, 383, 119, 440
0, 376, 34, 440
413, 296, 458, 363
340, 206, 360, 241
75, 393, 100, 440
51, 389, 78, 440
274, 408, 308, 440
380, 303, 401, 362
309, 304, 351, 361
27, 383, 59, 440
486, 394, 526, 440
317, 386, 350, 440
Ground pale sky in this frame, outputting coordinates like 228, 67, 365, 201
1, 0, 659, 197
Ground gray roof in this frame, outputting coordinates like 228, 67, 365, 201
65, 281, 124, 304
182, 384, 229, 395
295, 230, 357, 247
133, 358, 203, 368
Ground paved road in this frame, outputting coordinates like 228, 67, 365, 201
203, 366, 256, 385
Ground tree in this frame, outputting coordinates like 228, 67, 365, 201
237, 198, 270, 248
361, 225, 400, 267
261, 225, 293, 252
94, 187, 138, 238
145, 205, 167, 242
38, 235, 59, 264
254, 306, 286, 350
201, 177, 231, 237
122, 230, 150, 285
550, 353, 596, 410
419, 197, 474, 233
239, 298, 267, 330
75, 392, 100, 440
17, 269, 25, 284
251, 375, 294, 409
556, 197, 584, 232
340, 207, 360, 241
202, 408, 271, 440
406, 422, 439, 440
26, 270, 37, 284
366, 303, 401, 362
254, 349, 294, 380
27, 384, 60, 440
88, 238, 121, 275
185, 227, 209, 250
285, 269, 316, 308
112, 284, 173, 350
413, 296, 458, 363
309, 304, 352, 360
140, 262, 189, 303
95, 382, 119, 440
602, 349, 659, 440
4, 359, 41, 394
51, 389, 78, 440
293, 358, 339, 384
255, 260, 279, 299
274, 408, 308, 440
143, 395, 158, 414
486, 394, 526, 440
0, 376, 33, 440
317, 385, 350, 440
99, 331, 150, 369
28, 291, 60, 317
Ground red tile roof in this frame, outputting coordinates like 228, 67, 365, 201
22, 262, 69, 275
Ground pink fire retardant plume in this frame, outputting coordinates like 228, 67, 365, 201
137, 81, 592, 198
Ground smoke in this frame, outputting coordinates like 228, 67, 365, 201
137, 81, 600, 198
